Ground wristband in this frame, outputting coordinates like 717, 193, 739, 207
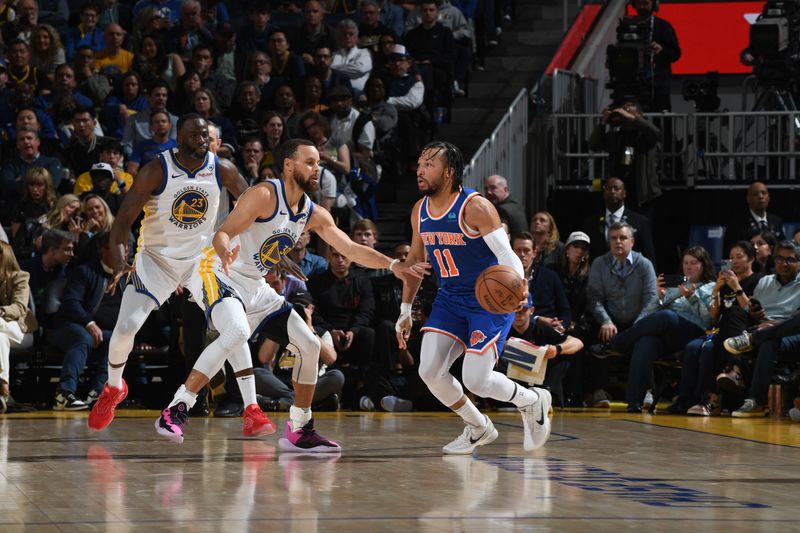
555, 344, 562, 356
389, 259, 399, 272
735, 289, 744, 296
400, 303, 412, 315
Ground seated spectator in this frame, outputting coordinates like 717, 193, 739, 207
75, 138, 133, 201
64, 2, 105, 61
529, 211, 563, 269
308, 247, 375, 408
503, 299, 584, 406
297, 74, 328, 115
671, 241, 761, 415
234, 3, 277, 74
132, 35, 186, 92
254, 289, 344, 412
483, 174, 527, 236
227, 81, 268, 146
40, 194, 82, 238
403, 1, 456, 111
75, 194, 114, 258
0, 126, 65, 208
300, 111, 351, 178
270, 29, 307, 87
191, 43, 235, 111
10, 168, 57, 261
724, 240, 800, 417
264, 269, 307, 298
49, 233, 120, 411
376, 0, 404, 38
331, 19, 372, 95
191, 87, 236, 149
726, 181, 786, 250
361, 74, 397, 142
593, 246, 716, 412
62, 106, 108, 176
101, 72, 148, 138
35, 64, 95, 124
122, 80, 178, 156
0, 241, 33, 413
349, 219, 389, 278
75, 163, 126, 217
373, 31, 399, 72
5, 39, 51, 95
271, 84, 302, 137
244, 51, 281, 109
125, 111, 174, 177
132, 0, 184, 29
0, 84, 59, 147
327, 85, 375, 163
288, 230, 329, 279
73, 45, 112, 107
358, 0, 391, 55
512, 231, 571, 331
95, 24, 135, 76
289, 0, 336, 66
751, 230, 777, 275
582, 177, 656, 264
30, 24, 66, 81
21, 229, 75, 329
238, 137, 265, 184
0, 106, 59, 160
588, 100, 660, 208
170, 68, 203, 116
312, 44, 353, 102
168, 0, 214, 64
4, 0, 37, 44
586, 223, 657, 407
259, 112, 289, 173
385, 44, 426, 162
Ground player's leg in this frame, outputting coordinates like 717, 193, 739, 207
227, 342, 277, 437
88, 286, 158, 430
156, 297, 251, 442
418, 331, 496, 454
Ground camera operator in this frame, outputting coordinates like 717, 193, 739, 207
588, 100, 661, 209
633, 0, 681, 112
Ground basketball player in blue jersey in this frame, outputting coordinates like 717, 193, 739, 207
396, 141, 552, 454
154, 139, 429, 450
88, 114, 251, 432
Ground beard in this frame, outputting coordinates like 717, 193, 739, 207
295, 172, 319, 193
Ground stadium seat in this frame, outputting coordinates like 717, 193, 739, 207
783, 221, 800, 241
688, 224, 726, 271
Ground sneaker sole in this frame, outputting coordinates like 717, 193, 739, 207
524, 389, 552, 451
442, 425, 499, 455
243, 423, 277, 438
278, 437, 341, 453
154, 418, 184, 443
731, 411, 767, 418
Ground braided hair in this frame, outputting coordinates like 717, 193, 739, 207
421, 141, 464, 192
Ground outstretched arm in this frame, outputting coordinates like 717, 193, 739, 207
396, 200, 428, 349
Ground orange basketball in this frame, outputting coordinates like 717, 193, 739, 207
475, 265, 526, 314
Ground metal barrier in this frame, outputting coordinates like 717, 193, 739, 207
463, 89, 529, 196
549, 110, 800, 189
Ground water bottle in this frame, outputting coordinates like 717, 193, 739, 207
435, 107, 445, 125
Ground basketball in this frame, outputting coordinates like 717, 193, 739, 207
475, 265, 526, 314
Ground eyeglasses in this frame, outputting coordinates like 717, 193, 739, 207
774, 256, 799, 264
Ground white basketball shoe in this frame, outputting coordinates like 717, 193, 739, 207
443, 415, 498, 455
520, 388, 552, 451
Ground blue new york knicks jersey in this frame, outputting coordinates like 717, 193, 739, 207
419, 187, 497, 296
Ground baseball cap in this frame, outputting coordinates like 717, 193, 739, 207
390, 44, 410, 58
327, 85, 353, 100
565, 231, 591, 247
288, 289, 314, 307
89, 162, 114, 180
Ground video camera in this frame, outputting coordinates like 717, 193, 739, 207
749, 0, 800, 84
606, 15, 654, 107
682, 71, 720, 112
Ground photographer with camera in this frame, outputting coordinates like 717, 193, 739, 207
632, 0, 681, 112
588, 100, 661, 209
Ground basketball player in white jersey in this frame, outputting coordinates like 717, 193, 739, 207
88, 114, 249, 432
154, 139, 428, 450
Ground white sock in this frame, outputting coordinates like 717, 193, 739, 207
168, 385, 197, 409
290, 404, 311, 431
237, 375, 257, 407
509, 383, 539, 408
454, 400, 485, 428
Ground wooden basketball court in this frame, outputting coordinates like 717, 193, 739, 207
1, 410, 798, 531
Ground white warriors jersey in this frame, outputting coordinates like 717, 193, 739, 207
234, 179, 314, 280
138, 149, 222, 260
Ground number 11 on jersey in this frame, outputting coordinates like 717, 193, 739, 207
432, 248, 460, 277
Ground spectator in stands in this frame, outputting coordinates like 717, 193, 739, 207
375, 0, 404, 38
125, 111, 175, 177
723, 240, 800, 417
6, 39, 51, 94
259, 111, 289, 171
74, 163, 125, 216
21, 228, 75, 329
588, 101, 660, 209
512, 231, 572, 331
73, 46, 113, 107
1, 85, 58, 147
586, 222, 657, 407
1, 105, 59, 158
65, 3, 105, 61
594, 246, 715, 412
327, 84, 375, 161
30, 24, 66, 81
298, 75, 328, 115
362, 74, 397, 140
1, 127, 65, 204
264, 269, 307, 299
373, 31, 399, 71
529, 211, 563, 269
290, 0, 337, 65
7, 0, 38, 45
235, 3, 276, 73
403, 0, 456, 110
74, 138, 131, 198
122, 80, 177, 155
483, 174, 527, 236
385, 44, 426, 162
300, 111, 351, 177
76, 194, 114, 255
347, 219, 390, 278
633, 0, 681, 112
191, 86, 236, 148
308, 246, 376, 407
245, 51, 281, 108
268, 29, 306, 86
95, 23, 134, 76
64, 106, 107, 176
331, 19, 372, 95
288, 230, 329, 279
131, 35, 186, 92
101, 72, 147, 138
130, 6, 169, 51
40, 194, 81, 236
273, 84, 303, 137
228, 81, 268, 146
582, 177, 656, 264
312, 44, 353, 100
210, 27, 237, 83
358, 0, 391, 55
168, 0, 214, 63
750, 230, 777, 275
191, 43, 235, 111
254, 289, 344, 412
10, 168, 56, 258
36, 65, 95, 132
50, 233, 120, 411
671, 241, 761, 415
726, 181, 786, 250
0, 241, 32, 413
170, 68, 202, 115
133, 0, 184, 28
98, 0, 133, 32
238, 137, 265, 183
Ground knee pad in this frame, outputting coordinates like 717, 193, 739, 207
286, 310, 320, 385
211, 300, 251, 350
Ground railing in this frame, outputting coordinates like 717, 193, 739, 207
462, 89, 529, 196
549, 110, 800, 189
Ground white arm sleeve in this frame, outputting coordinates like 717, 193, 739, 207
483, 227, 525, 278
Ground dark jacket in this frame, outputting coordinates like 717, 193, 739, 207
495, 197, 528, 236
582, 207, 656, 265
308, 268, 374, 332
725, 211, 786, 251
52, 258, 116, 330
529, 264, 572, 328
